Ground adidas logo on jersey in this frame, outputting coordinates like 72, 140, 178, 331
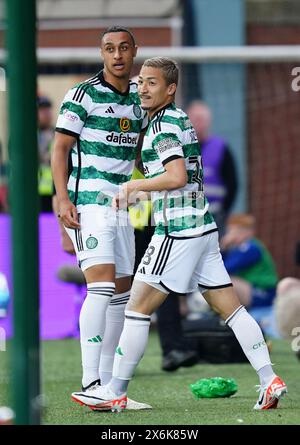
105, 106, 115, 114
106, 132, 137, 145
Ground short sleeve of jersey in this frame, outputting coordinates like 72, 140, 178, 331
56, 85, 93, 137
152, 121, 184, 166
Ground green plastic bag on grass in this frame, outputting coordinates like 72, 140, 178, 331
190, 377, 238, 398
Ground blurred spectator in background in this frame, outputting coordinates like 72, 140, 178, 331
38, 95, 54, 212
186, 100, 238, 235
220, 213, 279, 337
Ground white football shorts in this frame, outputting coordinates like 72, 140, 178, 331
135, 230, 232, 294
65, 207, 135, 276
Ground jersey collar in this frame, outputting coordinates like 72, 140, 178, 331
150, 102, 176, 121
98, 70, 130, 96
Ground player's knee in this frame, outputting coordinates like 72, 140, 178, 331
204, 287, 241, 320
125, 294, 152, 315
125, 298, 144, 313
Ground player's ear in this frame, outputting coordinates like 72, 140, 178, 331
133, 45, 138, 58
100, 48, 104, 61
168, 83, 177, 96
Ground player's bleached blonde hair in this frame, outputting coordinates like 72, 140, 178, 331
142, 57, 179, 86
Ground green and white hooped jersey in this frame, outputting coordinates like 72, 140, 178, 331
142, 103, 216, 237
56, 71, 146, 211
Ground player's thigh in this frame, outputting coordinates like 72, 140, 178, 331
203, 286, 241, 320
127, 279, 168, 315
194, 231, 232, 291
135, 234, 205, 294
84, 263, 115, 284
64, 208, 116, 276
193, 232, 239, 318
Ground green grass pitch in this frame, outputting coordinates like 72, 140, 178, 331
0, 330, 299, 425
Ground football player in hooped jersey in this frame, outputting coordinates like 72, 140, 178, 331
51, 27, 151, 410
71, 57, 287, 412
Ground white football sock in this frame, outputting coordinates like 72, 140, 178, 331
257, 364, 276, 387
226, 306, 272, 372
99, 291, 129, 385
79, 281, 115, 388
110, 310, 151, 395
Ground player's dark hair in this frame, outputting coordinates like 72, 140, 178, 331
100, 26, 136, 46
143, 57, 179, 86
